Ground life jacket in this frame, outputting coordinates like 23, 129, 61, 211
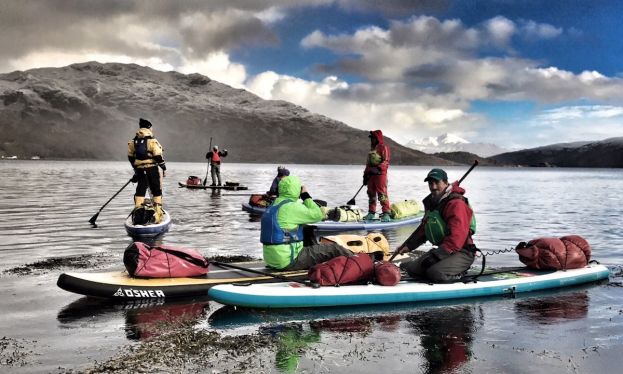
260, 200, 304, 245
424, 194, 477, 245
133, 136, 152, 160
211, 151, 221, 164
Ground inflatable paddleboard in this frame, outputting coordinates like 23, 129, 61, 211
124, 209, 172, 237
57, 262, 308, 299
241, 203, 267, 215
309, 213, 424, 231
208, 264, 610, 308
178, 182, 248, 190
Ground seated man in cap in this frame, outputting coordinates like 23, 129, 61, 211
128, 118, 167, 223
396, 168, 477, 283
267, 166, 290, 198
205, 145, 228, 186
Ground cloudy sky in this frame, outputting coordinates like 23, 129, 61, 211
2, 0, 623, 149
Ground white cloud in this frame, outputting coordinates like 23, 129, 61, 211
484, 16, 516, 47
521, 20, 562, 39
179, 52, 247, 88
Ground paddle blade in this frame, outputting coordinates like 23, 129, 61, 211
88, 212, 99, 226
346, 198, 356, 205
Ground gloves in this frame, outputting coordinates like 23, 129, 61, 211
363, 173, 369, 185
369, 166, 382, 175
206, 151, 213, 159
420, 246, 452, 270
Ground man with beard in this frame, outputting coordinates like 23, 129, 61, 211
396, 168, 477, 282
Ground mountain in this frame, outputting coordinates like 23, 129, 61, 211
405, 133, 508, 157
489, 138, 623, 167
0, 62, 453, 166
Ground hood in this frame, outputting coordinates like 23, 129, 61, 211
135, 128, 153, 138
450, 181, 466, 195
370, 130, 384, 145
275, 175, 301, 202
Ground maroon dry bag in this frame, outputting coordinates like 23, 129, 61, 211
374, 261, 401, 286
515, 235, 591, 270
308, 253, 374, 286
124, 242, 209, 278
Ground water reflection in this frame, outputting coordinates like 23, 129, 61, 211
514, 291, 589, 325
260, 324, 320, 373
57, 297, 210, 341
406, 306, 480, 374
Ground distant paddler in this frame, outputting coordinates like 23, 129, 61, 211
363, 130, 392, 222
127, 118, 166, 223
205, 145, 228, 186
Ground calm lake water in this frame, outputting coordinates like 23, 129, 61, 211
1, 160, 622, 373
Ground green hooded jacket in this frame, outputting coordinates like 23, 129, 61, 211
263, 175, 324, 269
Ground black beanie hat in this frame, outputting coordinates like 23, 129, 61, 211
139, 118, 152, 128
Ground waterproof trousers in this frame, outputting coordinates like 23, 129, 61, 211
367, 174, 390, 214
284, 242, 353, 271
210, 163, 222, 185
401, 247, 475, 283
135, 166, 163, 198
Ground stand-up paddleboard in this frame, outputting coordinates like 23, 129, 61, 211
178, 182, 248, 190
57, 261, 308, 299
208, 264, 610, 309
241, 203, 267, 215
309, 213, 423, 231
124, 209, 171, 237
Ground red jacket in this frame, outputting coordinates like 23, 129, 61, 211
364, 130, 390, 175
405, 182, 473, 254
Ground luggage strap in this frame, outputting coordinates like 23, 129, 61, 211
154, 247, 209, 269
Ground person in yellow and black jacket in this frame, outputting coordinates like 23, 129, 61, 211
128, 118, 167, 223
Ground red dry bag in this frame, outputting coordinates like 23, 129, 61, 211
124, 242, 209, 278
374, 261, 401, 286
308, 253, 374, 286
515, 235, 591, 270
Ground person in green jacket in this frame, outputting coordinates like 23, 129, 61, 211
261, 175, 352, 270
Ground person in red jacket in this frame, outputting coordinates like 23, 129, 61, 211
363, 130, 391, 222
397, 168, 477, 283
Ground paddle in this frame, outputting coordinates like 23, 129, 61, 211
89, 178, 133, 226
211, 261, 320, 288
346, 184, 365, 205
387, 160, 480, 262
202, 136, 213, 186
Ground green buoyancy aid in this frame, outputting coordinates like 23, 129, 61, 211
424, 196, 477, 245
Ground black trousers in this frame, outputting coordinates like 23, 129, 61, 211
284, 242, 353, 271
135, 166, 162, 197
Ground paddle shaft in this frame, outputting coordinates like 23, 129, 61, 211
203, 137, 213, 185
347, 184, 365, 205
388, 160, 479, 262
211, 261, 318, 287
89, 178, 133, 224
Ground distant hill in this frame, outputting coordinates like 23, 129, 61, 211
432, 151, 499, 166
489, 138, 623, 167
0, 62, 453, 166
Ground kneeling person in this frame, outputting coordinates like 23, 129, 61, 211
261, 175, 352, 270
397, 168, 476, 283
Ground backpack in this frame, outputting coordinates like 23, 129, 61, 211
320, 233, 390, 261
133, 136, 151, 160
132, 203, 157, 225
123, 242, 209, 278
186, 176, 202, 185
132, 205, 156, 225
326, 205, 364, 222
390, 200, 421, 219
308, 254, 374, 286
